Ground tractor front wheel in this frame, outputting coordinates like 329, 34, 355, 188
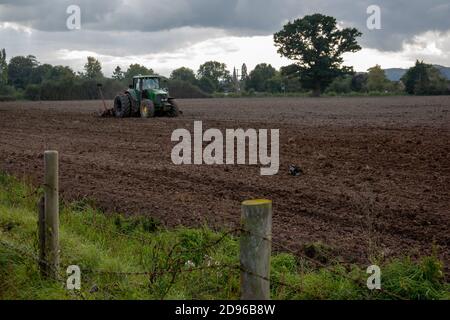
140, 99, 155, 118
114, 94, 131, 118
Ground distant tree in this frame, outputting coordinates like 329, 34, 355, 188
274, 14, 362, 96
24, 84, 41, 100
232, 67, 238, 82
232, 67, 239, 92
325, 76, 353, 94
170, 67, 196, 84
83, 56, 103, 80
282, 74, 303, 93
402, 61, 428, 95
112, 66, 124, 81
100, 78, 126, 98
198, 76, 215, 93
197, 61, 230, 92
241, 63, 248, 81
124, 64, 154, 84
0, 48, 7, 85
266, 74, 284, 93
367, 65, 390, 92
30, 63, 53, 84
7, 55, 38, 89
401, 60, 448, 95
351, 73, 368, 92
168, 79, 210, 98
384, 80, 405, 94
246, 63, 277, 92
8, 55, 39, 89
47, 65, 75, 81
240, 63, 249, 91
424, 66, 449, 94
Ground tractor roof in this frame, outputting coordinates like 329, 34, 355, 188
133, 75, 160, 79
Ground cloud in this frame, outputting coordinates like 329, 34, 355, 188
0, 0, 449, 50
0, 22, 228, 56
0, 0, 450, 74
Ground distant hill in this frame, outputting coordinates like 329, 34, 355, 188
435, 65, 450, 79
384, 65, 450, 82
383, 68, 407, 81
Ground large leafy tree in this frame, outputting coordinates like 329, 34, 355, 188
47, 65, 75, 81
351, 73, 368, 92
30, 63, 53, 84
402, 60, 448, 95
197, 61, 230, 92
83, 56, 103, 80
274, 14, 362, 96
367, 65, 390, 92
246, 63, 277, 92
123, 64, 154, 84
198, 76, 215, 93
7, 55, 39, 89
112, 66, 124, 81
170, 67, 196, 84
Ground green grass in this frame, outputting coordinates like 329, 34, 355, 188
0, 173, 448, 300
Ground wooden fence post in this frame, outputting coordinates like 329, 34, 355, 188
240, 199, 272, 300
39, 150, 59, 279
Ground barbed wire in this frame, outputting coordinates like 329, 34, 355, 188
238, 228, 407, 300
0, 237, 87, 299
58, 220, 395, 298
1, 213, 408, 300
82, 263, 239, 277
17, 187, 44, 202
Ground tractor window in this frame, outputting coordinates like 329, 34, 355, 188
142, 78, 159, 90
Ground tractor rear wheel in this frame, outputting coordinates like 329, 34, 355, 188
140, 99, 155, 118
167, 99, 180, 117
114, 94, 131, 118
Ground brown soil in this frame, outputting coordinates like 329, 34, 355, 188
0, 97, 449, 267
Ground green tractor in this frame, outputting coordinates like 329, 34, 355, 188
113, 75, 179, 118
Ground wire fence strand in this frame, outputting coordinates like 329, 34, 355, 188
0, 211, 408, 300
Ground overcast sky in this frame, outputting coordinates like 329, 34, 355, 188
1, 0, 450, 76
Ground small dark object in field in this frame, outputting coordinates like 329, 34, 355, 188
289, 164, 303, 176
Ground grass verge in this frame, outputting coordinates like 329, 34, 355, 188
0, 173, 448, 300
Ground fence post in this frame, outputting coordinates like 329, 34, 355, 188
240, 199, 272, 300
39, 150, 60, 279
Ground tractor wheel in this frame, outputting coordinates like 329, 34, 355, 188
113, 94, 131, 118
167, 99, 180, 117
140, 99, 155, 118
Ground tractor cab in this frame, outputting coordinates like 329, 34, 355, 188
127, 75, 172, 108
132, 76, 160, 91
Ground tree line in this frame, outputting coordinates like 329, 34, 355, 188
0, 14, 448, 101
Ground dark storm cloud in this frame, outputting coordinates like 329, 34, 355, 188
304, 0, 450, 51
0, 0, 449, 51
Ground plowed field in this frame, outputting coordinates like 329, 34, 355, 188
1, 96, 449, 266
